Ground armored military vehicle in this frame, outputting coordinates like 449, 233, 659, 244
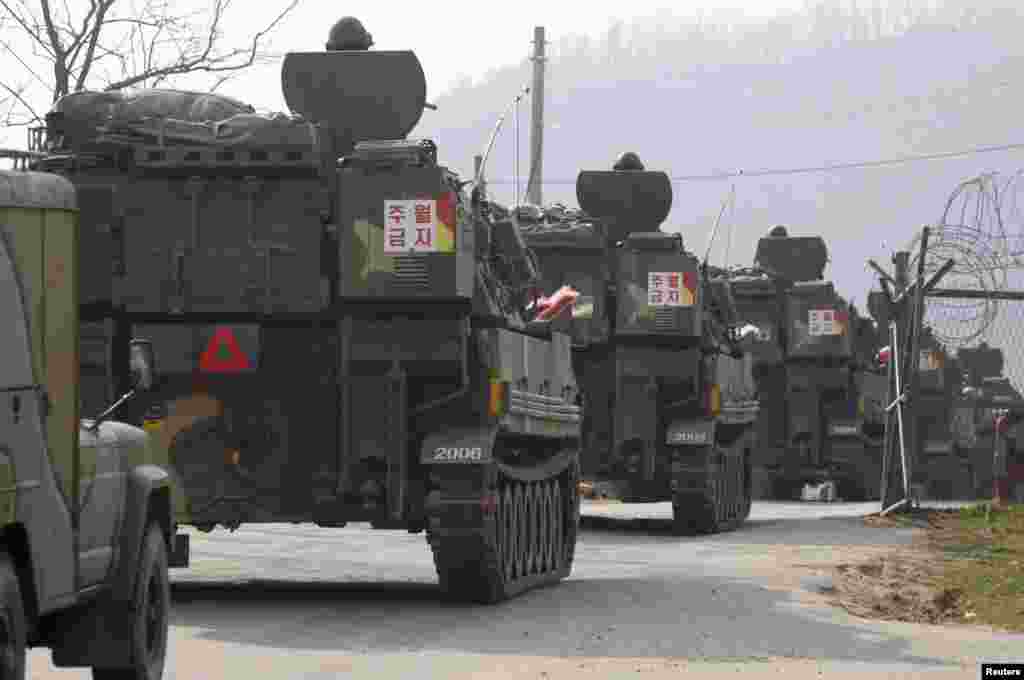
906, 333, 973, 500
29, 21, 581, 604
1, 168, 176, 678
730, 228, 883, 501
518, 159, 759, 534
952, 342, 1020, 498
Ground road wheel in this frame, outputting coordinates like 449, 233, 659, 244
92, 523, 169, 680
0, 554, 27, 680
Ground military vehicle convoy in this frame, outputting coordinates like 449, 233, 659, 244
730, 227, 884, 501
518, 156, 760, 534
29, 20, 582, 604
1, 168, 175, 678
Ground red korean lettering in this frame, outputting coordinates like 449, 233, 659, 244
415, 202, 432, 224
668, 274, 680, 290
388, 204, 407, 226
388, 226, 407, 249
415, 226, 433, 248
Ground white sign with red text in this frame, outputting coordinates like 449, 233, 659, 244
384, 199, 441, 253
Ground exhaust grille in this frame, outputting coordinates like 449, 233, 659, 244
654, 307, 676, 330
393, 255, 430, 290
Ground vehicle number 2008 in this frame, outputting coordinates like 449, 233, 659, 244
433, 447, 484, 462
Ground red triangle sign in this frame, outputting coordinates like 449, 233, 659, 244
199, 327, 251, 373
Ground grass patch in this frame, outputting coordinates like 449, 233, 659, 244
837, 503, 1024, 631
935, 503, 1024, 632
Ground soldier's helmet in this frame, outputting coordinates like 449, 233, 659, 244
769, 225, 788, 237
612, 151, 645, 171
326, 16, 374, 51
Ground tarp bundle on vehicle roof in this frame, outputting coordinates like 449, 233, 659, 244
47, 88, 318, 150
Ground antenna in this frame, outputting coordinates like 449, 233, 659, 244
703, 182, 736, 268
475, 85, 531, 188
723, 182, 737, 267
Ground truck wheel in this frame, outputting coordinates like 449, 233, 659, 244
92, 523, 169, 680
0, 554, 27, 680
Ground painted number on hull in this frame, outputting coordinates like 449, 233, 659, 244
433, 447, 485, 462
668, 430, 710, 445
667, 421, 715, 446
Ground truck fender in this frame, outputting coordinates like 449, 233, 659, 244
110, 464, 173, 604
48, 465, 173, 668
420, 426, 498, 464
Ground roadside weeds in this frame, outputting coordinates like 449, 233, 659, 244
830, 503, 1024, 632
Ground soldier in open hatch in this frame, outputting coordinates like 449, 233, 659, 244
613, 151, 645, 171
326, 16, 374, 50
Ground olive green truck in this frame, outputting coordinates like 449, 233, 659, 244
1, 167, 175, 679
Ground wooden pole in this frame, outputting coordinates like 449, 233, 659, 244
527, 26, 546, 206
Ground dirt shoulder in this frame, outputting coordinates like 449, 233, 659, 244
830, 503, 1024, 633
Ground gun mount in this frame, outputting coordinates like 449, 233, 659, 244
576, 170, 673, 243
753, 229, 829, 283
281, 49, 428, 155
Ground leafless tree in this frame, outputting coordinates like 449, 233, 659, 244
0, 0, 301, 127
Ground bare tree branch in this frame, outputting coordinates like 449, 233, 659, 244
1, 37, 52, 90
104, 0, 300, 91
73, 0, 117, 92
0, 0, 301, 126
65, 1, 102, 70
0, 81, 42, 126
0, 0, 53, 55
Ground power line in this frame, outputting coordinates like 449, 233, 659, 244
482, 141, 1024, 185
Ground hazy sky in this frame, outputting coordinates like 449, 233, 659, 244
227, 0, 808, 112
0, 0, 809, 147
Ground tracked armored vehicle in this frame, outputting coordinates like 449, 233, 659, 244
29, 23, 581, 603
730, 228, 883, 501
518, 160, 759, 534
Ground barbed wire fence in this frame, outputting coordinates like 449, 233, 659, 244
912, 170, 1024, 393
872, 169, 1024, 511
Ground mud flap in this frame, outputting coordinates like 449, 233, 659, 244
420, 426, 499, 464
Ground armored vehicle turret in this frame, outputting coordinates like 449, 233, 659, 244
519, 156, 759, 534
30, 18, 582, 605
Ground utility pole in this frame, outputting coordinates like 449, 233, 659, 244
527, 26, 546, 207
474, 154, 486, 199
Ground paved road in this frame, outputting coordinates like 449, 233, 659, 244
30, 501, 1021, 679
